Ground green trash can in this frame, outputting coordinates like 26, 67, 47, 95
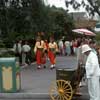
0, 57, 21, 92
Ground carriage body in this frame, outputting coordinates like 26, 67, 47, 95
50, 66, 85, 100
56, 68, 78, 90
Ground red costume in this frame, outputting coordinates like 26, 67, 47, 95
34, 39, 46, 68
48, 41, 58, 68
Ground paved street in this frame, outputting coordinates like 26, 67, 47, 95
21, 56, 78, 93
0, 56, 89, 100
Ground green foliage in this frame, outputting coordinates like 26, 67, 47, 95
47, 6, 75, 39
0, 0, 75, 47
95, 33, 100, 41
0, 41, 5, 48
0, 49, 15, 57
65, 0, 100, 16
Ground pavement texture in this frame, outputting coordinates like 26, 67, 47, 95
0, 56, 89, 100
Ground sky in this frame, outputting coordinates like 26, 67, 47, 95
44, 0, 87, 12
44, 0, 99, 20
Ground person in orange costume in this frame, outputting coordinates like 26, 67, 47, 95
44, 39, 49, 61
48, 37, 58, 69
34, 36, 46, 69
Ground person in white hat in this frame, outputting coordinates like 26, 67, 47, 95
82, 44, 100, 100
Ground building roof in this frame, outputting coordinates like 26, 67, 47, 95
75, 19, 97, 29
69, 12, 88, 21
69, 12, 96, 29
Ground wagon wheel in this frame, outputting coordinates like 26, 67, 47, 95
49, 80, 73, 100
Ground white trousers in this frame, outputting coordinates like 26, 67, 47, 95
87, 77, 100, 100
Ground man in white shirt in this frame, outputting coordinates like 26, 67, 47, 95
22, 41, 32, 65
58, 39, 64, 55
82, 44, 100, 100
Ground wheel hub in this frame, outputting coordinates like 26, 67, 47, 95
58, 88, 64, 94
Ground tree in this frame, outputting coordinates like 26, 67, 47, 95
0, 0, 46, 39
47, 6, 75, 39
0, 0, 75, 47
65, 0, 100, 16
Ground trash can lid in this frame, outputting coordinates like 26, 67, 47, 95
0, 57, 16, 62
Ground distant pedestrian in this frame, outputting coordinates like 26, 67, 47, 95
44, 39, 49, 61
96, 47, 100, 64
34, 36, 46, 69
76, 40, 87, 91
13, 40, 22, 65
70, 40, 74, 55
58, 39, 64, 55
48, 36, 58, 69
89, 40, 97, 54
64, 40, 71, 56
22, 41, 32, 65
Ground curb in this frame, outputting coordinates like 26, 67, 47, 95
0, 93, 50, 99
0, 92, 89, 99
21, 62, 36, 69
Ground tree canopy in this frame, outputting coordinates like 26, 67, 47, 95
65, 0, 100, 16
0, 0, 75, 47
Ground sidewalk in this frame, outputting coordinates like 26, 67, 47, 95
0, 56, 89, 99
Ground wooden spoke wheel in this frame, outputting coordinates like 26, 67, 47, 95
49, 80, 73, 100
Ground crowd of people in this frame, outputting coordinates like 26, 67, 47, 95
57, 37, 100, 99
13, 40, 33, 66
13, 36, 100, 70
12, 35, 100, 100
13, 36, 59, 69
